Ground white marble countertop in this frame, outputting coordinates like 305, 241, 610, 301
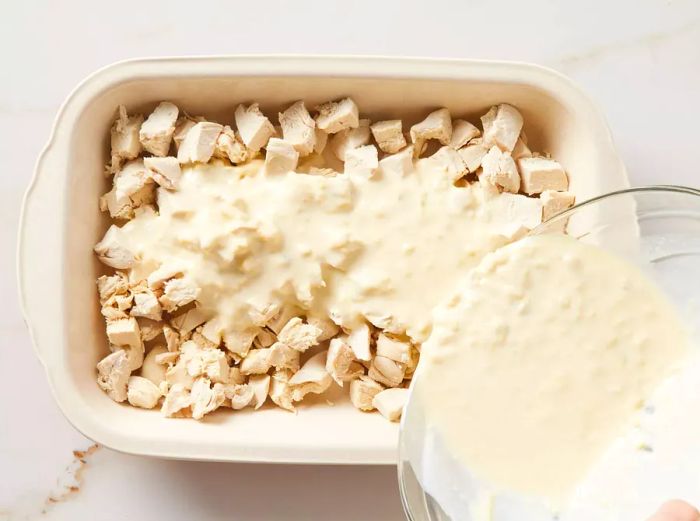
1, 1, 698, 519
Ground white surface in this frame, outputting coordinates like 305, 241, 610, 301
1, 1, 699, 519
18, 56, 627, 467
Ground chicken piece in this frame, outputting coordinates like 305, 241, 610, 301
349, 376, 384, 411
110, 105, 143, 172
368, 355, 406, 388
269, 369, 295, 412
106, 317, 141, 347
277, 317, 322, 352
171, 307, 208, 335
155, 351, 179, 365
370, 120, 406, 154
372, 388, 409, 422
235, 103, 276, 152
223, 329, 257, 357
269, 342, 301, 372
344, 144, 378, 178
161, 383, 192, 417
449, 119, 481, 149
253, 328, 277, 349
329, 119, 371, 161
103, 159, 155, 218
177, 121, 223, 164
146, 263, 183, 289
94, 225, 136, 269
223, 383, 255, 410
378, 146, 414, 177
457, 142, 489, 173
266, 305, 303, 335
511, 137, 532, 159
425, 146, 467, 183
481, 104, 523, 152
96, 349, 131, 402
376, 334, 411, 364
410, 108, 452, 155
199, 319, 225, 345
213, 125, 251, 164
314, 127, 329, 154
517, 157, 568, 195
139, 101, 179, 156
141, 345, 168, 387
187, 346, 229, 384
541, 190, 575, 221
144, 156, 182, 190
488, 192, 543, 238
326, 337, 364, 386
127, 376, 162, 409
239, 348, 272, 375
306, 314, 340, 342
130, 289, 162, 321
162, 325, 180, 352
347, 322, 372, 361
481, 146, 520, 193
264, 138, 299, 175
165, 356, 195, 390
248, 374, 271, 409
315, 98, 359, 134
289, 352, 332, 401
172, 117, 197, 150
159, 277, 201, 312
278, 101, 316, 156
97, 273, 129, 304
228, 367, 245, 385
190, 378, 226, 420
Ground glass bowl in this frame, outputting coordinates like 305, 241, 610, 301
398, 186, 700, 521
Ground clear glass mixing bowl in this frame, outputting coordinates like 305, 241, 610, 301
398, 186, 700, 521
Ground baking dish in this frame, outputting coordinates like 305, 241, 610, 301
17, 56, 629, 464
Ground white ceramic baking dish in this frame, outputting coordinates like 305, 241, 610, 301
18, 56, 629, 464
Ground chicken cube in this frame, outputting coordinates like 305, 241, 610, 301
144, 156, 182, 190
161, 383, 192, 417
425, 146, 468, 183
94, 225, 136, 269
264, 138, 299, 175
127, 376, 162, 409
329, 120, 371, 161
306, 314, 340, 342
106, 317, 142, 348
481, 146, 520, 193
223, 383, 255, 410
349, 376, 384, 411
159, 277, 201, 312
234, 103, 276, 152
517, 157, 568, 195
481, 104, 524, 152
213, 125, 251, 164
326, 337, 364, 386
344, 145, 378, 178
541, 190, 575, 221
347, 322, 372, 361
139, 101, 179, 156
410, 108, 452, 154
376, 334, 411, 364
372, 388, 409, 422
368, 355, 406, 388
190, 378, 226, 420
177, 122, 223, 164
130, 290, 162, 321
279, 101, 316, 156
277, 317, 322, 352
512, 137, 532, 159
110, 106, 143, 172
449, 119, 481, 149
239, 348, 272, 375
269, 342, 301, 372
315, 98, 359, 134
370, 120, 406, 154
289, 352, 332, 401
96, 349, 131, 402
141, 345, 168, 387
378, 146, 414, 177
457, 142, 489, 173
248, 374, 271, 409
269, 369, 295, 412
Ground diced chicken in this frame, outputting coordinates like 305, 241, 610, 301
161, 383, 192, 417
97, 273, 129, 304
378, 146, 414, 177
155, 351, 179, 365
127, 376, 162, 409
146, 263, 183, 289
173, 116, 198, 151
228, 367, 245, 385
279, 101, 316, 156
182, 344, 229, 384
372, 388, 409, 422
264, 138, 299, 175
289, 352, 332, 401
141, 345, 169, 387
314, 127, 328, 154
376, 334, 411, 364
139, 101, 179, 156
200, 319, 225, 345
108, 159, 153, 212
315, 98, 359, 134
213, 125, 251, 164
541, 190, 575, 221
177, 122, 223, 164
253, 328, 276, 348
370, 120, 406, 154
410, 108, 452, 155
223, 329, 257, 357
110, 106, 143, 172
96, 349, 131, 402
425, 146, 468, 183
269, 369, 295, 412
481, 104, 523, 152
488, 192, 543, 238
248, 374, 271, 409
144, 156, 182, 190
349, 375, 384, 411
136, 317, 162, 342
266, 305, 303, 335
163, 325, 180, 352
277, 317, 322, 352
223, 383, 255, 410
190, 378, 226, 420
171, 307, 208, 335
481, 146, 520, 193
239, 348, 272, 375
306, 314, 340, 342
94, 225, 136, 269
326, 337, 364, 386
130, 289, 162, 321
159, 277, 201, 312
517, 157, 568, 195
449, 119, 481, 149
512, 137, 532, 159
344, 145, 378, 178
457, 142, 489, 173
329, 120, 371, 161
106, 317, 142, 348
234, 103, 276, 152
368, 355, 406, 388
269, 342, 301, 372
347, 322, 372, 361
101, 305, 127, 322
165, 357, 195, 390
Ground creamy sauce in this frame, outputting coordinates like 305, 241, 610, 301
118, 158, 526, 344
418, 234, 689, 506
